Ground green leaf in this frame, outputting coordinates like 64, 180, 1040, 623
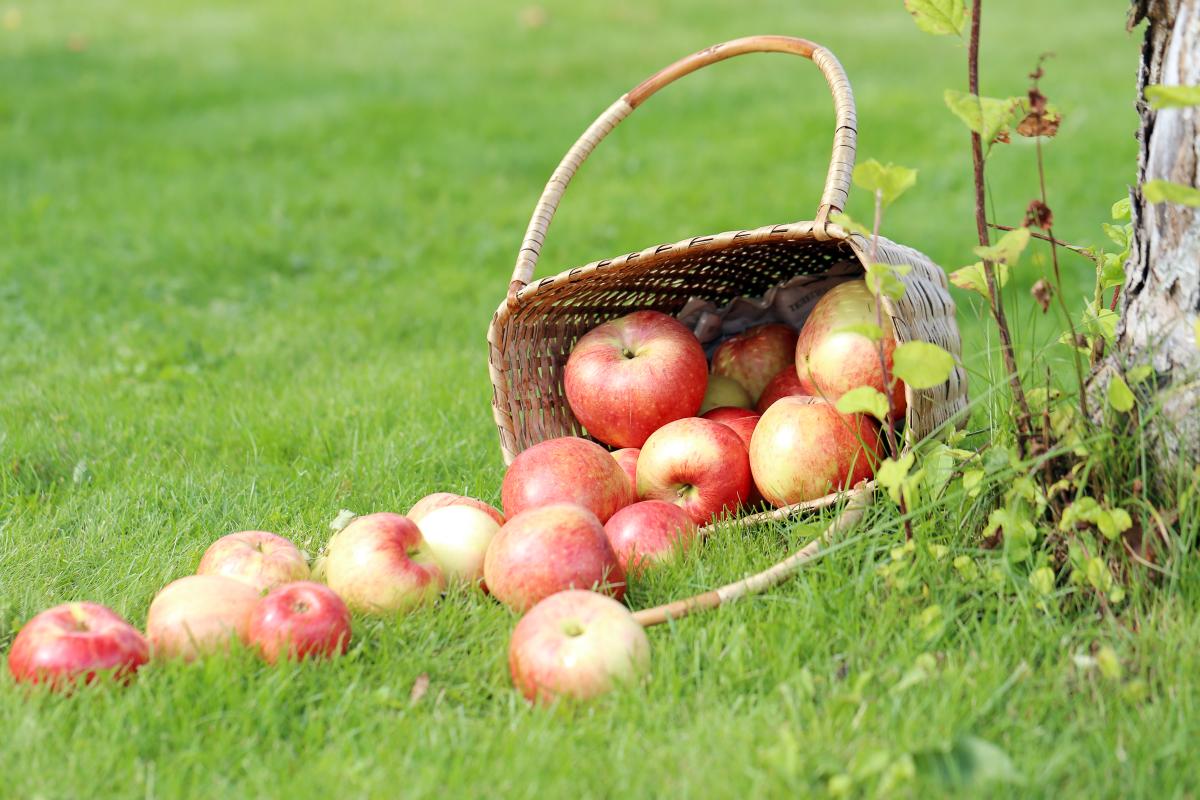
913, 736, 1020, 789
1145, 84, 1200, 108
974, 227, 1031, 265
1143, 179, 1200, 206
1102, 223, 1131, 250
1127, 364, 1154, 383
1030, 566, 1055, 596
865, 262, 911, 300
836, 386, 890, 421
1107, 374, 1135, 412
949, 260, 1009, 297
877, 453, 916, 505
892, 341, 955, 389
904, 0, 967, 36
944, 90, 1023, 147
834, 322, 885, 341
1111, 196, 1132, 221
1099, 253, 1125, 289
829, 212, 872, 238
1096, 645, 1123, 680
853, 160, 918, 207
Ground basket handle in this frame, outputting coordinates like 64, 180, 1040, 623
508, 35, 858, 301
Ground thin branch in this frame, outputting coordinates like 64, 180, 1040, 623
989, 223, 1091, 258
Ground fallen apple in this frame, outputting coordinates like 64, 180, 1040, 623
603, 500, 698, 573
8, 602, 149, 689
146, 575, 262, 661
414, 504, 501, 586
197, 530, 310, 594
247, 581, 352, 665
636, 417, 751, 524
323, 512, 445, 615
710, 323, 799, 402
501, 436, 634, 523
406, 492, 505, 526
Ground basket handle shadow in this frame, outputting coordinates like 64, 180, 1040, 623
508, 35, 858, 306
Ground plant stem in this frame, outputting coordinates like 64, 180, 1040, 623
989, 223, 1091, 258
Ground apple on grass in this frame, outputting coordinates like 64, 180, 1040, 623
484, 503, 625, 613
795, 279, 906, 417
749, 395, 881, 507
406, 492, 505, 526
501, 436, 634, 523
146, 575, 263, 661
564, 310, 708, 448
756, 366, 816, 414
414, 504, 500, 586
636, 417, 751, 524
197, 530, 310, 593
603, 500, 698, 574
247, 581, 351, 665
8, 603, 148, 689
710, 323, 799, 402
699, 374, 753, 414
323, 512, 445, 615
611, 448, 640, 497
508, 590, 650, 704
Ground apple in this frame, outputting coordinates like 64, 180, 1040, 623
711, 323, 799, 402
603, 500, 698, 573
611, 448, 640, 497
699, 374, 753, 414
8, 603, 148, 689
501, 436, 634, 523
701, 406, 757, 424
406, 492, 505, 526
146, 575, 262, 661
247, 581, 352, 665
710, 412, 765, 509
508, 590, 650, 704
636, 417, 751, 524
756, 365, 816, 414
414, 504, 501, 585
323, 512, 445, 615
484, 503, 624, 612
196, 530, 310, 593
564, 310, 708, 448
749, 395, 881, 506
795, 279, 906, 417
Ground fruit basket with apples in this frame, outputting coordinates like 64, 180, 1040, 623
487, 35, 968, 623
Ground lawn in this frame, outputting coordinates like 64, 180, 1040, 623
2, 0, 1193, 797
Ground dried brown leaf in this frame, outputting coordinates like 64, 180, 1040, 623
1031, 279, 1053, 313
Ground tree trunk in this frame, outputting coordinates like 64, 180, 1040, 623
1107, 0, 1200, 459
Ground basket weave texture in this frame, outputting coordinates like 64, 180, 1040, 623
488, 36, 968, 470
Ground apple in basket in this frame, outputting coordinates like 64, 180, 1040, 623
8, 603, 149, 689
706, 412, 765, 508
795, 279, 906, 417
508, 590, 651, 704
501, 436, 633, 523
603, 500, 698, 574
564, 310, 708, 448
196, 530, 310, 594
749, 396, 880, 507
247, 581, 352, 665
323, 513, 445, 615
414, 504, 501, 586
698, 374, 753, 414
636, 417, 751, 524
710, 323, 799, 403
484, 503, 625, 612
146, 575, 262, 660
611, 448, 640, 496
406, 492, 505, 527
700, 406, 757, 425
756, 365, 816, 414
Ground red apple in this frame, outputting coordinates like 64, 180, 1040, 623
324, 512, 444, 615
197, 530, 309, 593
414, 504, 501, 585
699, 374, 753, 414
795, 280, 906, 417
564, 310, 708, 448
636, 417, 751, 524
484, 504, 624, 612
508, 590, 650, 704
701, 406, 757, 424
611, 448, 640, 497
711, 413, 766, 508
711, 323, 799, 402
247, 581, 351, 665
146, 575, 262, 661
501, 436, 634, 523
756, 365, 816, 414
8, 603, 148, 689
406, 492, 505, 526
749, 396, 881, 506
603, 500, 698, 573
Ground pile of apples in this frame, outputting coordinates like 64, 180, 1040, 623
6, 279, 897, 704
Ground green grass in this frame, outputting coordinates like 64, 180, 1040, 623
2, 1, 1193, 797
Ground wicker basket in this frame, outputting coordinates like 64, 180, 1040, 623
486, 35, 967, 622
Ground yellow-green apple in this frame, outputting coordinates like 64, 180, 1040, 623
636, 417, 751, 524
699, 374, 753, 414
501, 436, 634, 523
611, 448, 640, 497
414, 504, 500, 586
603, 500, 698, 574
755, 365, 816, 414
8, 603, 149, 689
710, 323, 799, 402
146, 575, 261, 661
795, 280, 906, 417
197, 530, 309, 593
247, 581, 351, 665
323, 512, 444, 615
484, 503, 624, 612
564, 310, 708, 448
406, 492, 505, 526
749, 396, 880, 506
508, 590, 650, 704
